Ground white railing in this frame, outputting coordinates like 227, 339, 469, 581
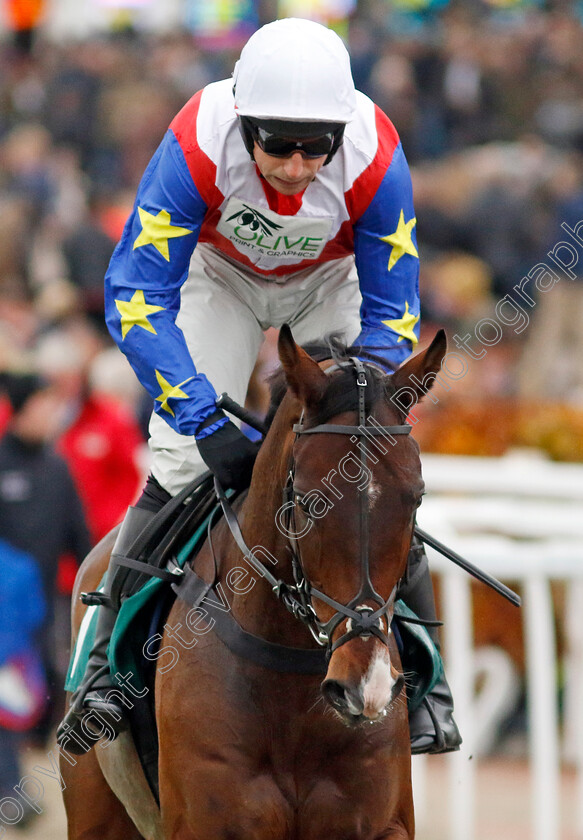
414, 451, 583, 840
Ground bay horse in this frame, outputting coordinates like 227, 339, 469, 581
60, 326, 447, 840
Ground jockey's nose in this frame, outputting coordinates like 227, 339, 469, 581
282, 152, 306, 178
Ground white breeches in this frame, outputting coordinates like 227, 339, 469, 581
148, 243, 362, 495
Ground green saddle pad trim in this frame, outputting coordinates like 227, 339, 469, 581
64, 508, 216, 694
64, 582, 104, 693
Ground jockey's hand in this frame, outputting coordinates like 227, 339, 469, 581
196, 411, 259, 491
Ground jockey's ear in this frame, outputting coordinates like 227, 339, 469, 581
278, 324, 328, 409
390, 329, 448, 410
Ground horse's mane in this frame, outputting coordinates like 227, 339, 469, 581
264, 334, 400, 431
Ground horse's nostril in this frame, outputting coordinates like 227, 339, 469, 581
321, 679, 364, 717
322, 679, 346, 709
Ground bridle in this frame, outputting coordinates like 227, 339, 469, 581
215, 358, 413, 660
282, 358, 412, 656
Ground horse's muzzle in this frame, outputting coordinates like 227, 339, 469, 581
321, 672, 405, 725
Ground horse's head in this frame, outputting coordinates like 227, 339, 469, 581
276, 325, 447, 725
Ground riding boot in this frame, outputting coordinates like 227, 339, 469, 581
398, 535, 462, 755
56, 505, 155, 755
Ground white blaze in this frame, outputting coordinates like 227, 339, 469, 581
360, 645, 395, 719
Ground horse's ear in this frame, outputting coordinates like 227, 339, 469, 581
390, 329, 447, 413
278, 324, 328, 408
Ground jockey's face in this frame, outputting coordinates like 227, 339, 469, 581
253, 143, 327, 195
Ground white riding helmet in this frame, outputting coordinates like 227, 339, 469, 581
233, 18, 356, 124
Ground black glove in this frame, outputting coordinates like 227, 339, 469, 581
196, 411, 259, 492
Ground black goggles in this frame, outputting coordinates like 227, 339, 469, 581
253, 125, 335, 159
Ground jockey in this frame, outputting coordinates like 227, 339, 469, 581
57, 18, 461, 757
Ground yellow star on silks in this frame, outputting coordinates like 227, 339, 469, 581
383, 301, 420, 345
133, 207, 192, 261
154, 371, 193, 417
115, 290, 165, 340
380, 210, 419, 271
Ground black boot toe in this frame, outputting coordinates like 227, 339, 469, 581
56, 689, 129, 754
84, 689, 129, 735
410, 694, 462, 755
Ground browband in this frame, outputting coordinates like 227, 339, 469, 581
292, 423, 411, 436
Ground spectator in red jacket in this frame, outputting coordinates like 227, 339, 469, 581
36, 323, 146, 545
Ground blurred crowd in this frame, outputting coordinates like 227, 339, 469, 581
2, 0, 583, 813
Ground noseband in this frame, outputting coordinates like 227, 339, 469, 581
215, 358, 412, 660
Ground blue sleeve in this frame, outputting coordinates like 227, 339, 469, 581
104, 129, 220, 435
353, 142, 420, 370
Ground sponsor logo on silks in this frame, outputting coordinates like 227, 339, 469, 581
225, 204, 283, 237
217, 197, 332, 263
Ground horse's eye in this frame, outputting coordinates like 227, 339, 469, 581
295, 494, 312, 517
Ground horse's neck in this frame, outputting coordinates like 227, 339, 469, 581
215, 398, 304, 644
